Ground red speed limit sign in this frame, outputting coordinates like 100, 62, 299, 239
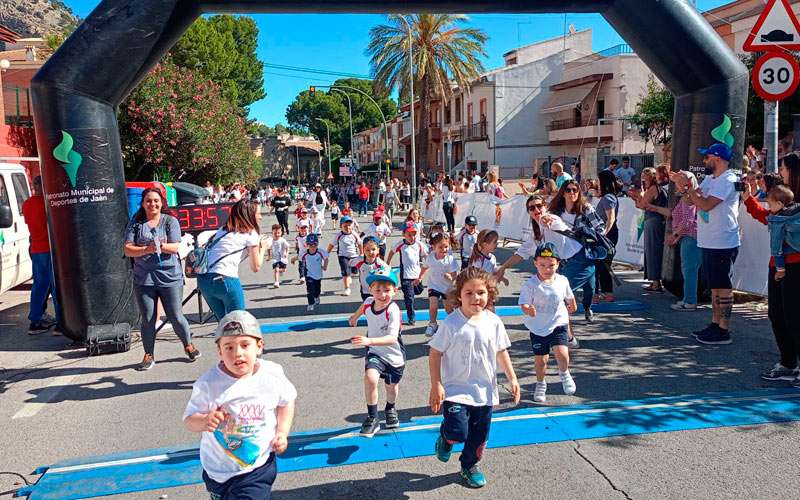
752, 52, 800, 101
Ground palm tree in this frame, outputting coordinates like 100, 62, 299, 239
367, 14, 488, 172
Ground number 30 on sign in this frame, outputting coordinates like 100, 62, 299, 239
752, 52, 800, 101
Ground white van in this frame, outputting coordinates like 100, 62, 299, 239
0, 163, 32, 294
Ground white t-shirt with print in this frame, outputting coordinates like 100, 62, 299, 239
295, 234, 308, 259
424, 252, 460, 294
207, 230, 260, 278
267, 237, 289, 264
362, 297, 404, 367
302, 249, 328, 280
696, 169, 741, 249
518, 274, 574, 336
470, 252, 498, 274
393, 239, 429, 279
429, 309, 511, 406
331, 231, 362, 258
350, 256, 389, 293
183, 359, 297, 483
363, 222, 392, 243
458, 230, 478, 260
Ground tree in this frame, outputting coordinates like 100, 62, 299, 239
367, 14, 488, 170
170, 15, 265, 112
118, 60, 260, 185
630, 77, 674, 150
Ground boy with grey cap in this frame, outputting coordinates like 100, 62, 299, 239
184, 310, 296, 499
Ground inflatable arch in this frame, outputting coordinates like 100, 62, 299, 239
31, 0, 748, 340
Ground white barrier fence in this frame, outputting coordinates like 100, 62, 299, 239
423, 192, 770, 296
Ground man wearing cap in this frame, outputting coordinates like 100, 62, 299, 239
685, 142, 740, 345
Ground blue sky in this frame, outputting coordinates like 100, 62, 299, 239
64, 1, 731, 126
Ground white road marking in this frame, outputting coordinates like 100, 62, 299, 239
12, 375, 76, 419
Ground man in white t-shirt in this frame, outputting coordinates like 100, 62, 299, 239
686, 142, 740, 345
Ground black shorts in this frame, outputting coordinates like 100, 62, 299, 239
529, 325, 569, 356
365, 354, 404, 385
338, 256, 356, 277
272, 262, 287, 270
702, 247, 738, 289
461, 257, 470, 270
429, 289, 447, 299
203, 452, 276, 499
331, 213, 339, 221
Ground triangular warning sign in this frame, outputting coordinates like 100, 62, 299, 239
743, 0, 800, 52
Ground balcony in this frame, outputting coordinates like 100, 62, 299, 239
429, 122, 441, 141
462, 121, 488, 142
547, 118, 614, 144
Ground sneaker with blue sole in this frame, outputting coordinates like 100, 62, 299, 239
460, 465, 487, 488
435, 434, 452, 463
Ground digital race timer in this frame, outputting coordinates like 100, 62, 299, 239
174, 203, 234, 233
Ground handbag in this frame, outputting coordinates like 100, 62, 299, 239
555, 216, 616, 262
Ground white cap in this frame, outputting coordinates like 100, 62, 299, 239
214, 310, 262, 340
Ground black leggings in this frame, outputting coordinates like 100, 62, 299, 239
768, 263, 800, 369
276, 211, 289, 235
443, 202, 455, 233
596, 226, 619, 293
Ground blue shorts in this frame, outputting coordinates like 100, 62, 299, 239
365, 353, 405, 385
529, 325, 569, 356
702, 247, 738, 289
203, 452, 276, 500
338, 256, 356, 277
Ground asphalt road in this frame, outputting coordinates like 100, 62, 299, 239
1, 209, 797, 500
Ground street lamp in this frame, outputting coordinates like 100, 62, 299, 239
399, 15, 417, 205
294, 145, 300, 186
330, 88, 354, 161
315, 117, 333, 178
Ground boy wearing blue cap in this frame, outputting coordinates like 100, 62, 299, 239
348, 269, 404, 437
518, 242, 578, 403
327, 216, 363, 296
301, 233, 328, 312
184, 310, 296, 500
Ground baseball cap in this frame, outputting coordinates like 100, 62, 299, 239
362, 235, 381, 246
534, 242, 560, 260
340, 215, 353, 224
698, 143, 732, 162
366, 268, 399, 287
215, 310, 262, 340
403, 221, 418, 233
315, 183, 322, 188
306, 233, 319, 245
465, 215, 477, 226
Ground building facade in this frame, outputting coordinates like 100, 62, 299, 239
251, 133, 323, 182
704, 0, 800, 55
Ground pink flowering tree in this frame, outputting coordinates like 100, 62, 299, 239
118, 60, 261, 185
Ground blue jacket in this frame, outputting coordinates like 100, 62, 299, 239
767, 203, 800, 268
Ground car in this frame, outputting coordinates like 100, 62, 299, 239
0, 163, 33, 294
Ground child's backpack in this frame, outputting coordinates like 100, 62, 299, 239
184, 231, 239, 278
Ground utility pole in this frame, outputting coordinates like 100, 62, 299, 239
331, 88, 354, 162
399, 14, 417, 205
764, 101, 779, 173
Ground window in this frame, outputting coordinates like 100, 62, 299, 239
479, 99, 487, 122
480, 161, 489, 174
398, 122, 403, 136
444, 103, 451, 125
597, 100, 605, 119
455, 97, 462, 123
11, 173, 30, 215
467, 103, 473, 125
0, 176, 10, 227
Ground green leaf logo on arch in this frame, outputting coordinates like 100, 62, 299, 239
53, 131, 83, 188
711, 114, 735, 148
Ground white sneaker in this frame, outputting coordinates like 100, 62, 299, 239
560, 371, 576, 395
274, 281, 280, 289
671, 302, 698, 311
343, 288, 351, 296
307, 304, 315, 312
299, 277, 306, 285
534, 381, 547, 403
425, 323, 439, 337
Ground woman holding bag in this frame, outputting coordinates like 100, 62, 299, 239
197, 199, 267, 321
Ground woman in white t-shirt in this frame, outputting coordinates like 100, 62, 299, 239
197, 200, 267, 321
440, 177, 458, 233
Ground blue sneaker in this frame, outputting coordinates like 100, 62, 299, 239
460, 465, 487, 488
435, 434, 452, 462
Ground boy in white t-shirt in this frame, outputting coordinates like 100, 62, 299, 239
386, 221, 429, 326
291, 224, 309, 285
351, 236, 389, 301
327, 216, 363, 296
295, 207, 311, 234
363, 212, 392, 258
183, 310, 296, 499
457, 216, 479, 269
518, 242, 578, 403
301, 233, 328, 312
348, 269, 404, 437
429, 267, 520, 488
266, 224, 289, 289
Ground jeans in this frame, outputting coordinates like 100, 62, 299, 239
197, 273, 246, 321
443, 202, 456, 233
401, 278, 416, 322
28, 252, 60, 323
679, 236, 702, 305
561, 249, 595, 310
768, 264, 800, 369
440, 402, 492, 469
133, 284, 192, 355
358, 198, 368, 215
306, 277, 321, 305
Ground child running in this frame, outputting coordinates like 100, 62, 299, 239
330, 200, 341, 229
295, 207, 310, 234
352, 236, 389, 301
418, 233, 460, 337
457, 216, 478, 269
267, 224, 289, 288
469, 229, 508, 286
183, 310, 296, 500
386, 221, 429, 326
428, 267, 520, 488
363, 211, 392, 259
348, 269, 405, 437
301, 233, 328, 311
518, 242, 578, 403
327, 216, 363, 296
291, 224, 309, 285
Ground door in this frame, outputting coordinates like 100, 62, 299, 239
0, 171, 32, 293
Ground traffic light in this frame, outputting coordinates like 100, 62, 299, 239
309, 86, 316, 96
